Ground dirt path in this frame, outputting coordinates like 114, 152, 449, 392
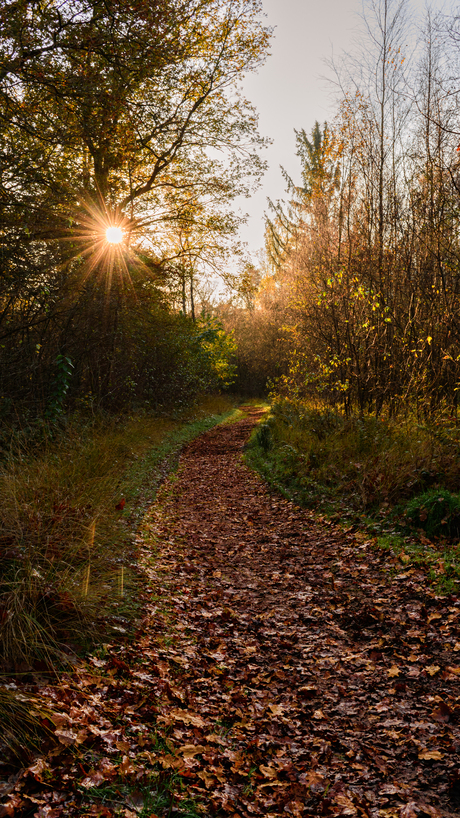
136, 409, 460, 817
3, 410, 460, 817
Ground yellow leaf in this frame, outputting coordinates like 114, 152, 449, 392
387, 665, 400, 677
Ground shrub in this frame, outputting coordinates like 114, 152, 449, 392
404, 489, 460, 538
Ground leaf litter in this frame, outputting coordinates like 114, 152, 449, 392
1, 407, 460, 817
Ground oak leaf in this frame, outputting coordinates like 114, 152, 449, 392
119, 756, 136, 775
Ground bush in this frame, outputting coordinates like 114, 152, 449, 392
404, 489, 460, 538
255, 422, 272, 452
245, 397, 460, 528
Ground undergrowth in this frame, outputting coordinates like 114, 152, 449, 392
0, 394, 237, 673
245, 397, 460, 593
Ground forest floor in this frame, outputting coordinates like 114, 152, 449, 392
2, 407, 460, 818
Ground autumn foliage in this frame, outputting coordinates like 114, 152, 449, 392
264, 2, 460, 419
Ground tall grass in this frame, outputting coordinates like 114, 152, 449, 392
0, 395, 237, 671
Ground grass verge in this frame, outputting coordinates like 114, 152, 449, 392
0, 394, 238, 758
244, 397, 460, 593
0, 394, 238, 670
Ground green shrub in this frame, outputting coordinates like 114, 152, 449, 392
404, 489, 460, 538
255, 422, 272, 452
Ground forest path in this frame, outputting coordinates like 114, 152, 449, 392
5, 409, 460, 818
136, 408, 459, 817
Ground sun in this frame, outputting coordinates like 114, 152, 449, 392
106, 225, 123, 244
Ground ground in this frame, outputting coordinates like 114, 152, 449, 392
1, 408, 460, 817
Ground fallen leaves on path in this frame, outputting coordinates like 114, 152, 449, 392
1, 408, 460, 817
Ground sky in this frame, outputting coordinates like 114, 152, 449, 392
236, 0, 443, 262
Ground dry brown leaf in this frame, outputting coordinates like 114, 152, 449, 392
169, 708, 206, 727
259, 765, 277, 779
81, 770, 105, 788
418, 749, 444, 760
197, 770, 216, 788
119, 756, 136, 775
312, 708, 326, 719
179, 744, 206, 758
268, 703, 284, 715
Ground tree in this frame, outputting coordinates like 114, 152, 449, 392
265, 0, 460, 419
0, 0, 271, 416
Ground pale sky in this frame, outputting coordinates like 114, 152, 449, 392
237, 0, 443, 261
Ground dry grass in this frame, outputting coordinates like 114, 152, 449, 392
0, 395, 238, 760
0, 685, 56, 759
0, 396, 237, 670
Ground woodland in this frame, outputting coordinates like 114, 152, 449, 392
2, 0, 460, 816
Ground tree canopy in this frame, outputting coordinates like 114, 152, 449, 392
0, 0, 270, 417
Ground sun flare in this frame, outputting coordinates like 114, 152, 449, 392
106, 225, 123, 244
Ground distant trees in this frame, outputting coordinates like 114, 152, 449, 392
263, 0, 460, 418
0, 0, 270, 417
218, 264, 290, 396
